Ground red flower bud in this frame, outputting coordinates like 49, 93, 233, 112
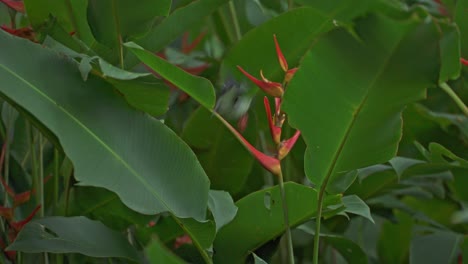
237, 66, 284, 97
278, 130, 301, 160
264, 97, 282, 145
274, 34, 288, 72
461, 58, 468, 66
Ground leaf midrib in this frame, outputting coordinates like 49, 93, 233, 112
0, 62, 170, 212
322, 26, 411, 188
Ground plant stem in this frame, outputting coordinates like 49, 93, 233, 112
228, 1, 241, 41
39, 134, 45, 217
278, 170, 295, 264
440, 82, 468, 116
28, 123, 39, 205
54, 148, 59, 209
313, 189, 324, 264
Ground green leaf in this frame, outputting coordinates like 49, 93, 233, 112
295, 0, 374, 23
455, 0, 468, 57
98, 58, 151, 80
68, 186, 152, 231
178, 217, 216, 250
253, 253, 268, 264
146, 239, 186, 264
213, 182, 341, 263
136, 0, 231, 54
126, 42, 216, 109
438, 23, 461, 83
7, 216, 138, 261
221, 7, 332, 85
298, 222, 368, 264
324, 235, 368, 263
378, 211, 413, 263
108, 77, 170, 116
283, 14, 439, 194
342, 195, 374, 223
208, 190, 238, 232
87, 0, 171, 47
410, 231, 462, 264
182, 107, 254, 193
0, 31, 209, 220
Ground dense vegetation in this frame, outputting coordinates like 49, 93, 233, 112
0, 0, 467, 263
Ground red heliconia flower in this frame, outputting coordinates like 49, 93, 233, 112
264, 96, 282, 144
237, 113, 249, 133
0, 0, 24, 12
0, 25, 36, 42
461, 58, 468, 66
274, 34, 288, 72
181, 31, 207, 54
0, 205, 13, 220
216, 113, 281, 175
237, 66, 284, 97
9, 205, 41, 231
278, 130, 301, 160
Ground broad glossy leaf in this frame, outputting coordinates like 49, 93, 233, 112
283, 14, 439, 194
325, 236, 368, 263
136, 0, 231, 54
221, 8, 332, 84
378, 211, 413, 263
0, 31, 210, 220
126, 42, 216, 109
178, 217, 216, 250
7, 216, 138, 261
99, 59, 151, 80
342, 195, 374, 223
213, 182, 341, 263
182, 107, 254, 193
208, 190, 238, 232
410, 231, 462, 264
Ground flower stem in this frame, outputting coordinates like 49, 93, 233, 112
439, 82, 468, 116
278, 169, 295, 264
313, 189, 325, 264
228, 1, 241, 41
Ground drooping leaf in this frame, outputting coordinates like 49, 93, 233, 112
283, 14, 439, 194
126, 42, 216, 109
342, 195, 374, 223
213, 182, 341, 263
0, 31, 210, 220
7, 216, 139, 261
208, 190, 238, 232
182, 107, 255, 193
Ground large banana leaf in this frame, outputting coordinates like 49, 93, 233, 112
0, 31, 210, 220
283, 14, 439, 193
